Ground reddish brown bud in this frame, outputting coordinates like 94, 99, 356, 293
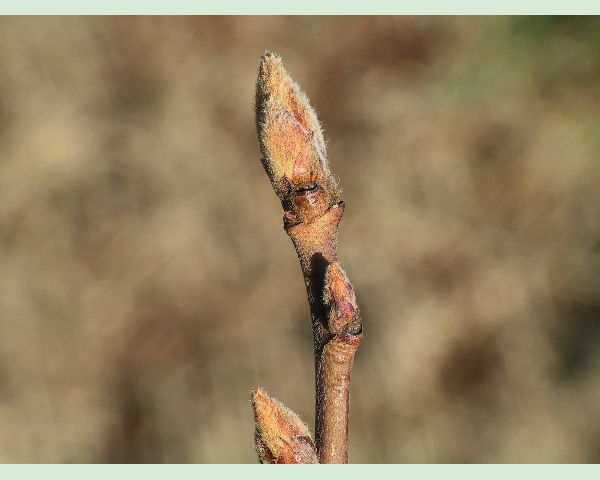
251, 387, 319, 464
323, 262, 360, 334
256, 52, 340, 224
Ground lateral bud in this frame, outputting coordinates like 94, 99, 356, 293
323, 262, 361, 335
251, 387, 319, 464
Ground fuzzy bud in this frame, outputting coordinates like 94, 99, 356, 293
251, 387, 319, 464
256, 52, 340, 224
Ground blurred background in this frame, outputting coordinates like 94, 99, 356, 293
0, 16, 599, 463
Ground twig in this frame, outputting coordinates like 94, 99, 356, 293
252, 51, 363, 464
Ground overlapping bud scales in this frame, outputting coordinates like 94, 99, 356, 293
251, 387, 319, 464
323, 262, 361, 335
256, 52, 340, 223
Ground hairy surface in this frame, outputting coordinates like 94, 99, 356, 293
256, 52, 340, 224
251, 388, 318, 464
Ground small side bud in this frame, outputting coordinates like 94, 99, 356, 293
251, 387, 319, 464
323, 262, 360, 334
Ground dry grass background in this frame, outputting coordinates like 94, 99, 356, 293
0, 16, 599, 463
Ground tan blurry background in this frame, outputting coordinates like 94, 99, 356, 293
0, 16, 599, 463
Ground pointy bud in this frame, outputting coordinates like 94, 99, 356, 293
251, 387, 319, 464
323, 262, 361, 335
256, 52, 340, 224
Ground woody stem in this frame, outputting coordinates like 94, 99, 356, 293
285, 202, 363, 464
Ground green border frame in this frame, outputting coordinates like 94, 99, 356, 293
0, 1, 599, 15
